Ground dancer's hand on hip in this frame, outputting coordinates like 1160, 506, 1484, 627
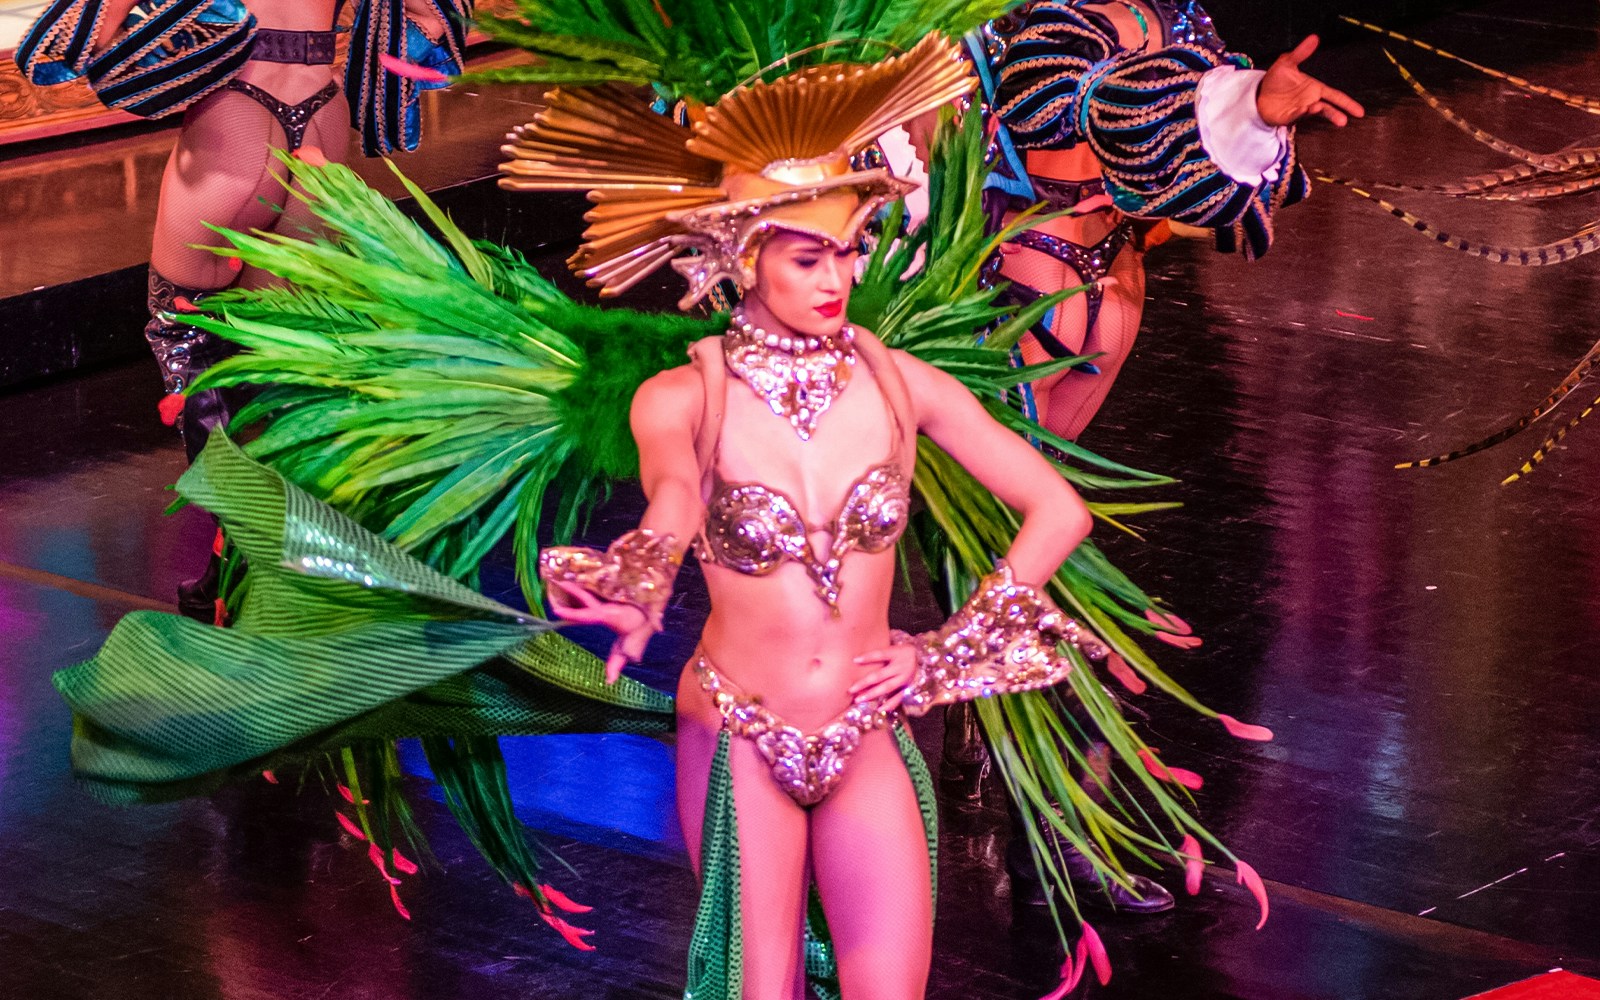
849, 644, 919, 712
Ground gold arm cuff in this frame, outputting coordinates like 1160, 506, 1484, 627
537, 529, 682, 628
898, 562, 1108, 716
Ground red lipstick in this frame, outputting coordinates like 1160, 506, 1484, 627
816, 301, 842, 318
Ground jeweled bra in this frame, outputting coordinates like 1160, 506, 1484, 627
698, 329, 911, 613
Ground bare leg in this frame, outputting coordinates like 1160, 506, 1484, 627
810, 728, 933, 1000
1004, 239, 1148, 442
676, 670, 810, 1000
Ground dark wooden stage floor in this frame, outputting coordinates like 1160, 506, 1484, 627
4, 3, 1600, 998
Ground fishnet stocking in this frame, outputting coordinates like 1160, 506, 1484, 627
150, 78, 350, 291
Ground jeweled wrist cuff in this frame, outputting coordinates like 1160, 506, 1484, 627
898, 562, 1108, 716
537, 529, 682, 628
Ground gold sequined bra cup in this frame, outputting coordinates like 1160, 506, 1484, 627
697, 339, 912, 613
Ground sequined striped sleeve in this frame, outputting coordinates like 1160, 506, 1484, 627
993, 0, 1308, 258
347, 0, 472, 154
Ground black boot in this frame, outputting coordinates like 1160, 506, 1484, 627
940, 701, 992, 804
1004, 778, 1176, 914
146, 269, 239, 617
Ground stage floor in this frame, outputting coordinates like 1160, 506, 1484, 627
3, 2, 1600, 998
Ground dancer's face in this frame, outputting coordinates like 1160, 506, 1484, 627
747, 230, 857, 338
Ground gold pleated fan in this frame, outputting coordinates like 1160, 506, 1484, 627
498, 34, 974, 306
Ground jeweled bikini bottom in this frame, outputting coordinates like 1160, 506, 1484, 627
693, 653, 898, 807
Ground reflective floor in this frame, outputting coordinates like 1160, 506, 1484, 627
4, 3, 1600, 998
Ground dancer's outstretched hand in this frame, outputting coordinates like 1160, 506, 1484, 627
1257, 35, 1366, 127
548, 581, 654, 682
849, 644, 919, 712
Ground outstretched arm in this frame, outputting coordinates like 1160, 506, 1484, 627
544, 367, 706, 681
990, 4, 1361, 256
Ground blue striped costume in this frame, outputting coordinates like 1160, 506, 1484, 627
987, 0, 1310, 260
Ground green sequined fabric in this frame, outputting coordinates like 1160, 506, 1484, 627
53, 434, 671, 805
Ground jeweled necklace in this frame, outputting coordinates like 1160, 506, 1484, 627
724, 307, 857, 441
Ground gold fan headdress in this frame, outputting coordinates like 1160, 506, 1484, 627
499, 34, 974, 307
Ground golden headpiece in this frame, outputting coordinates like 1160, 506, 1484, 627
499, 34, 974, 307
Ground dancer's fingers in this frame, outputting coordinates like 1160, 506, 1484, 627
1280, 34, 1320, 70
1312, 101, 1349, 127
1321, 85, 1366, 120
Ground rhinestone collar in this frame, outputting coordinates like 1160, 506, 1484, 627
724, 308, 857, 441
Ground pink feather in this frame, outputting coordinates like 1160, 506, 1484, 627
1180, 834, 1204, 895
1218, 714, 1274, 742
1235, 860, 1270, 930
379, 53, 449, 84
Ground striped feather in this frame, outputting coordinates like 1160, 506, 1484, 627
1397, 337, 1600, 469
1503, 391, 1600, 484
1342, 16, 1600, 115
1323, 177, 1600, 265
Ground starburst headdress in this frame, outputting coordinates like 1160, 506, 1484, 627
496, 33, 975, 306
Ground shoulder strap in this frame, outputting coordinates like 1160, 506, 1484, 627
687, 336, 728, 499
852, 329, 918, 468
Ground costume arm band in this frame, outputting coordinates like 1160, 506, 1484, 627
537, 529, 682, 629
896, 562, 1106, 716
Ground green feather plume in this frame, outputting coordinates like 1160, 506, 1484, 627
462, 0, 1019, 102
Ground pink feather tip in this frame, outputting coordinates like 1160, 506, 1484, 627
1040, 950, 1083, 1000
1154, 631, 1203, 650
1144, 607, 1193, 635
1218, 714, 1274, 742
389, 883, 411, 920
1180, 834, 1204, 895
379, 53, 449, 84
334, 811, 366, 841
1078, 922, 1112, 985
367, 843, 401, 885
1235, 860, 1270, 930
1137, 748, 1204, 790
540, 884, 594, 914
539, 910, 597, 951
1104, 652, 1148, 695
157, 393, 186, 427
260, 769, 278, 785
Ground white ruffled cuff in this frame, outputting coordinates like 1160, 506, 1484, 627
1195, 65, 1287, 187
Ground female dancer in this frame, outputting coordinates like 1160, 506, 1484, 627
50, 9, 1278, 995
546, 229, 1093, 996
516, 37, 1114, 994
985, 1, 1364, 440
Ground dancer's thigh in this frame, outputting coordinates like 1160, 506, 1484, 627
150, 91, 289, 289
810, 727, 932, 1000
1042, 246, 1147, 440
675, 673, 810, 1000
1003, 243, 1089, 362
